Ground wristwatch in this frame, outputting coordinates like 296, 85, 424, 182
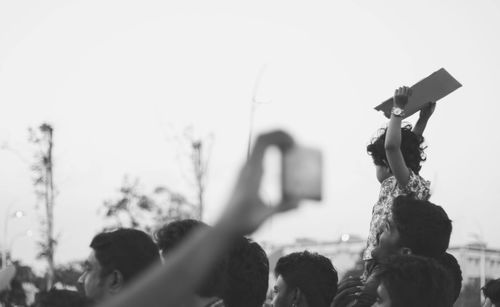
391, 107, 405, 117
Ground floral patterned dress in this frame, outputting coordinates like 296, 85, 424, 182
363, 170, 431, 260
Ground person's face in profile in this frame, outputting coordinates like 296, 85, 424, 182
371, 282, 391, 307
78, 250, 108, 302
271, 275, 294, 307
372, 216, 402, 261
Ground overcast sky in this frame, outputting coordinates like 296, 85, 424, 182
1, 0, 500, 271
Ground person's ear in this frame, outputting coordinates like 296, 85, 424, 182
108, 270, 124, 294
399, 247, 412, 255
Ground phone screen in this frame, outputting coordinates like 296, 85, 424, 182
282, 146, 323, 201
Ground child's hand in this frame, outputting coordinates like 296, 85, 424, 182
418, 102, 436, 121
393, 86, 412, 109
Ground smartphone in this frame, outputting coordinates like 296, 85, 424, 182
282, 146, 323, 201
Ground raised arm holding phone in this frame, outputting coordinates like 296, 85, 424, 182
96, 130, 301, 307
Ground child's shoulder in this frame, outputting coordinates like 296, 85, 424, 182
409, 170, 430, 185
406, 170, 431, 194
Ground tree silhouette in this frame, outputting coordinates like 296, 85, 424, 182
28, 123, 56, 290
101, 176, 197, 234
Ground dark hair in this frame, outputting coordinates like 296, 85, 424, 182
33, 289, 90, 307
274, 251, 338, 307
392, 196, 452, 258
155, 219, 225, 298
436, 253, 462, 303
155, 219, 208, 254
376, 254, 453, 307
367, 124, 426, 174
483, 278, 500, 305
90, 228, 159, 283
224, 237, 269, 307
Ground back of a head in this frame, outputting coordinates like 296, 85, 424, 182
392, 196, 452, 258
367, 124, 426, 174
274, 251, 338, 307
377, 254, 453, 307
155, 219, 225, 298
155, 219, 208, 255
224, 237, 269, 307
436, 253, 462, 303
483, 278, 500, 306
90, 228, 160, 284
33, 289, 90, 307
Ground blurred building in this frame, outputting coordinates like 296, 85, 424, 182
448, 242, 500, 284
264, 234, 365, 279
264, 237, 500, 286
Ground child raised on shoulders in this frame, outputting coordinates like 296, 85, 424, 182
364, 86, 436, 261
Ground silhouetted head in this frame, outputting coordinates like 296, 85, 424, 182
79, 228, 159, 302
272, 251, 338, 307
483, 278, 500, 307
373, 254, 453, 307
372, 196, 452, 261
367, 124, 426, 182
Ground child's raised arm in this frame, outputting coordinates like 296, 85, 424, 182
385, 86, 412, 186
412, 102, 436, 137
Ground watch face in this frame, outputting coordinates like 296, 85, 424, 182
393, 108, 402, 115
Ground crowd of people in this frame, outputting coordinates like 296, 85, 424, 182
2, 87, 499, 307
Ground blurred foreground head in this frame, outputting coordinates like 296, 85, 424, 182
78, 228, 160, 302
156, 219, 269, 307
373, 254, 453, 307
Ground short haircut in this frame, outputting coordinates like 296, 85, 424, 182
155, 219, 208, 255
224, 237, 269, 307
367, 124, 426, 174
483, 278, 500, 305
90, 228, 159, 283
436, 253, 462, 303
155, 219, 225, 298
156, 219, 270, 306
392, 196, 452, 258
376, 254, 453, 307
33, 289, 90, 307
274, 251, 338, 307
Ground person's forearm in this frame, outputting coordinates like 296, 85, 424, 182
412, 118, 428, 137
385, 115, 402, 151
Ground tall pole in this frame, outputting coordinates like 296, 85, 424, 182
480, 242, 486, 305
246, 103, 257, 160
247, 65, 267, 160
471, 232, 486, 305
192, 141, 204, 220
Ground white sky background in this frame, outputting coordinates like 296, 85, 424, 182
1, 0, 500, 271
